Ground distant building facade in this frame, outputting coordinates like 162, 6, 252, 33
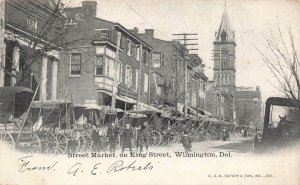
137, 29, 207, 115
137, 29, 185, 107
235, 86, 262, 127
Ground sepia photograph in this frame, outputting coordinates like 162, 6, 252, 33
0, 0, 299, 184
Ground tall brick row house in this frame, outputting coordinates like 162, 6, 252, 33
58, 1, 152, 111
137, 29, 208, 116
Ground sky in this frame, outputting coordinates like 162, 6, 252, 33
63, 0, 300, 102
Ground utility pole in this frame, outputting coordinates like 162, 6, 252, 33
173, 33, 198, 117
137, 44, 143, 109
111, 31, 121, 109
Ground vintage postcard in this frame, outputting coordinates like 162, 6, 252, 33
0, 0, 299, 184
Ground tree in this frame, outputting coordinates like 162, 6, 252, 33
253, 25, 300, 100
2, 0, 89, 89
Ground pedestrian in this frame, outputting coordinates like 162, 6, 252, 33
181, 130, 192, 153
222, 127, 230, 141
91, 125, 101, 152
107, 121, 119, 153
244, 128, 248, 137
139, 122, 151, 154
121, 123, 133, 154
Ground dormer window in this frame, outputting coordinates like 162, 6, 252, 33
220, 30, 227, 42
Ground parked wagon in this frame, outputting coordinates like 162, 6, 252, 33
29, 99, 78, 154
0, 86, 41, 152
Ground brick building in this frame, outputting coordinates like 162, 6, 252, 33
137, 29, 207, 115
205, 81, 226, 120
235, 86, 262, 127
186, 54, 208, 112
58, 1, 152, 110
2, 0, 63, 101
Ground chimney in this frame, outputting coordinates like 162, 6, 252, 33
256, 86, 260, 92
145, 29, 154, 38
133, 27, 138, 34
82, 1, 97, 18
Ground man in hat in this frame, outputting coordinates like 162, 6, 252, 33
91, 125, 101, 152
181, 130, 192, 153
107, 121, 119, 153
121, 123, 133, 154
139, 122, 151, 154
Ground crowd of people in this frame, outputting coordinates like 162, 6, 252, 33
90, 119, 234, 154
90, 120, 152, 155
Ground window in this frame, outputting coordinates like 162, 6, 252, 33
27, 17, 37, 32
221, 49, 229, 56
106, 57, 114, 78
96, 29, 108, 39
95, 56, 104, 75
117, 62, 123, 84
221, 59, 228, 67
125, 65, 132, 87
143, 50, 148, 64
126, 39, 131, 56
75, 12, 84, 20
70, 53, 81, 75
144, 73, 149, 93
135, 69, 139, 90
0, 19, 3, 29
152, 53, 161, 68
192, 93, 197, 107
135, 46, 140, 61
172, 75, 176, 95
157, 86, 162, 96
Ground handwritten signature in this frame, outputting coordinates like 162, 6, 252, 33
17, 156, 58, 172
68, 160, 154, 176
17, 156, 155, 176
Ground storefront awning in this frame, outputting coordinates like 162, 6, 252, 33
117, 94, 137, 104
31, 99, 71, 109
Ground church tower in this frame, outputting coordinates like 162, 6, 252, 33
213, 7, 236, 93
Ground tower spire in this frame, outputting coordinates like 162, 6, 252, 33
215, 2, 234, 42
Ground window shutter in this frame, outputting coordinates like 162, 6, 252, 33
131, 44, 136, 57
161, 53, 165, 67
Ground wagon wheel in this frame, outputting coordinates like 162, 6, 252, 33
0, 131, 15, 149
166, 136, 172, 145
29, 133, 42, 153
44, 132, 58, 154
55, 133, 68, 154
174, 134, 181, 144
205, 133, 212, 141
82, 131, 93, 152
75, 134, 85, 153
150, 130, 162, 147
